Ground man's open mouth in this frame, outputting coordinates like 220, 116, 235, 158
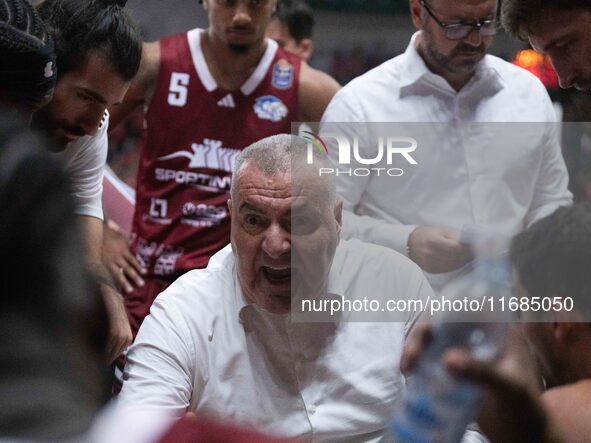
262, 266, 291, 284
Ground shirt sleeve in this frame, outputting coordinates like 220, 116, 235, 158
65, 116, 109, 220
119, 294, 195, 415
461, 429, 489, 443
525, 94, 573, 226
321, 89, 416, 256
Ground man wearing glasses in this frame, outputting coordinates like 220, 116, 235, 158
321, 0, 571, 292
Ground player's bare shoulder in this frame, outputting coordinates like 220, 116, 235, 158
298, 61, 340, 122
138, 41, 161, 101
108, 41, 161, 130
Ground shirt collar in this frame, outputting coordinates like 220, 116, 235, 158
400, 31, 504, 97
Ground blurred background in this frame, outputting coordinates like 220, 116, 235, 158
107, 0, 591, 202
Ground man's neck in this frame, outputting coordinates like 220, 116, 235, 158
201, 29, 268, 91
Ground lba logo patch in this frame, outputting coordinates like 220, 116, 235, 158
272, 59, 293, 90
254, 95, 288, 122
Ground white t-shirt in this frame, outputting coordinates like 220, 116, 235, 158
119, 239, 455, 442
56, 112, 109, 220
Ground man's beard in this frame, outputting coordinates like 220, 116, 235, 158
228, 43, 251, 54
422, 39, 486, 76
31, 110, 83, 152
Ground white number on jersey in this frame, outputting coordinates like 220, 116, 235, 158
150, 198, 168, 218
167, 72, 190, 107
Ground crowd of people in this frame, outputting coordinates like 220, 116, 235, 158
1, 0, 591, 442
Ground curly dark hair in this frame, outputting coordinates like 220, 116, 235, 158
274, 0, 314, 43
0, 0, 56, 111
510, 203, 591, 318
501, 0, 590, 41
36, 0, 142, 81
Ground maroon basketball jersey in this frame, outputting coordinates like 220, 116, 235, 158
131, 29, 301, 278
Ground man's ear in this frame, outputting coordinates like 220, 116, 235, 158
298, 39, 314, 61
409, 0, 424, 30
202, 0, 209, 11
227, 198, 233, 212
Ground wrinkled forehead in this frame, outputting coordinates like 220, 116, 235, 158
234, 161, 332, 208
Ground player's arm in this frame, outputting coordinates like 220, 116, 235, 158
108, 41, 161, 131
80, 215, 132, 362
298, 62, 340, 122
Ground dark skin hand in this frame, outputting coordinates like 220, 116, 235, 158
401, 323, 563, 443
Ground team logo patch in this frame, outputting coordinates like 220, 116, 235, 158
44, 61, 54, 78
272, 59, 293, 90
254, 95, 288, 122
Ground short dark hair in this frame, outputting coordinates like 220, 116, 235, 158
36, 0, 142, 81
0, 0, 56, 110
273, 0, 314, 43
501, 0, 591, 41
510, 203, 591, 317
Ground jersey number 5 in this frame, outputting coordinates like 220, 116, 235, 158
168, 72, 190, 107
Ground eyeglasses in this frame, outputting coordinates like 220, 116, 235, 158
419, 0, 499, 40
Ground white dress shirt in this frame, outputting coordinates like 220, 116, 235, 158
119, 239, 455, 442
320, 32, 572, 292
56, 112, 109, 220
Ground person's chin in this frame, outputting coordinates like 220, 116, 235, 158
448, 59, 480, 75
574, 81, 591, 92
257, 292, 291, 314
49, 132, 76, 151
227, 42, 252, 54
259, 286, 292, 314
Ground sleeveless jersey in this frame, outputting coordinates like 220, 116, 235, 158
131, 29, 301, 278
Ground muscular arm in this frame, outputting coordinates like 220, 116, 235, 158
298, 62, 340, 122
80, 215, 132, 362
108, 41, 161, 131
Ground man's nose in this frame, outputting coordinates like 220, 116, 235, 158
262, 223, 290, 259
463, 27, 483, 47
553, 59, 577, 89
232, 1, 253, 25
80, 107, 107, 137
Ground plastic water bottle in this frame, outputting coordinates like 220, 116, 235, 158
391, 235, 513, 443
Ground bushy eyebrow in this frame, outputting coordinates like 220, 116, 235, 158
238, 202, 263, 213
77, 87, 108, 105
532, 28, 570, 54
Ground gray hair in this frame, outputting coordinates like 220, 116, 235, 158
231, 133, 336, 204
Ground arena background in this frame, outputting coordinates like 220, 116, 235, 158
102, 0, 591, 202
